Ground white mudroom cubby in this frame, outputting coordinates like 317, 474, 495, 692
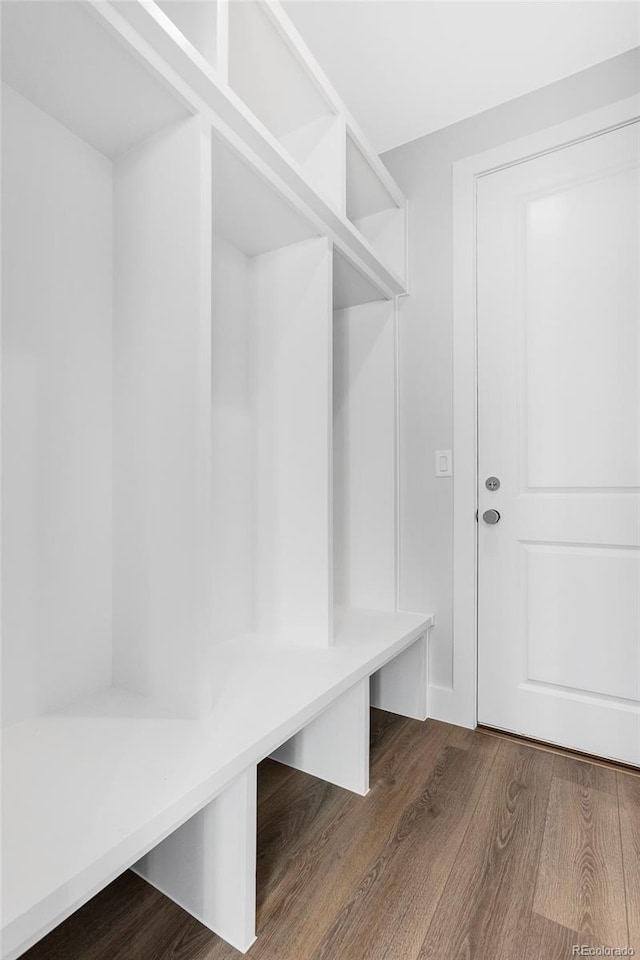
210, 133, 333, 648
1, 3, 431, 959
2, 0, 212, 723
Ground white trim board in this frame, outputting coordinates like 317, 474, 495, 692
449, 93, 640, 730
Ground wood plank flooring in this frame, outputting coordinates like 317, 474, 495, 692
533, 777, 626, 945
22, 712, 639, 960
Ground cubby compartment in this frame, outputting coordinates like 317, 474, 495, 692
1, 0, 212, 723
228, 0, 344, 211
332, 255, 398, 634
153, 0, 220, 71
346, 133, 407, 283
210, 135, 334, 648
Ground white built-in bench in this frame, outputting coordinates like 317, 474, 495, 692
1, 610, 432, 960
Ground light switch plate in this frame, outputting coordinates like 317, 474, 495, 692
435, 450, 452, 477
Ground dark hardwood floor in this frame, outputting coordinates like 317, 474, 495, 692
23, 711, 639, 960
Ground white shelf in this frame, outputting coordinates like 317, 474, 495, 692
1, 610, 433, 960
1, 1, 191, 158
108, 0, 406, 298
333, 249, 388, 310
212, 132, 319, 257
346, 133, 399, 222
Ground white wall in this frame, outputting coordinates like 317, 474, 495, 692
382, 48, 640, 717
2, 85, 113, 724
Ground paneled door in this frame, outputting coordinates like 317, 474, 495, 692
477, 119, 640, 765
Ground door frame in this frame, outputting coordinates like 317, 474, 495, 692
450, 94, 640, 730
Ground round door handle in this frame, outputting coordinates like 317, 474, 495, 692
482, 509, 501, 525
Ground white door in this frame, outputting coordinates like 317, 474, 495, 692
477, 119, 640, 766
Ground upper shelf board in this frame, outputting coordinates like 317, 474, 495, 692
1, 1, 191, 159
212, 133, 320, 257
1, 609, 433, 960
333, 250, 389, 311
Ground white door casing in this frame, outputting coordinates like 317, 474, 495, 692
450, 96, 640, 746
476, 120, 639, 764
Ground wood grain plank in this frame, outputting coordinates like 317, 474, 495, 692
22, 872, 214, 960
257, 770, 350, 909
552, 752, 618, 795
377, 729, 499, 960
618, 771, 640, 952
309, 728, 499, 960
257, 757, 298, 806
250, 719, 453, 960
524, 913, 601, 960
416, 740, 554, 960
533, 777, 627, 945
255, 712, 419, 918
369, 706, 408, 761
256, 712, 420, 910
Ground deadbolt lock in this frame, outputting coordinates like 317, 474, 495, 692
485, 476, 500, 491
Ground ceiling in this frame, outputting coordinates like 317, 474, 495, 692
282, 1, 640, 154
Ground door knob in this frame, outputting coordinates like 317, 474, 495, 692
482, 509, 501, 525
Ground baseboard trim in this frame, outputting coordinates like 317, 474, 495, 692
427, 683, 475, 730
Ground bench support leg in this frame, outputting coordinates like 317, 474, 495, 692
270, 678, 369, 795
370, 633, 429, 721
133, 766, 257, 953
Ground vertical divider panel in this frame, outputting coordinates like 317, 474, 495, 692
270, 678, 370, 795
251, 237, 333, 645
133, 765, 257, 954
113, 115, 213, 717
280, 113, 346, 212
370, 634, 429, 721
333, 299, 398, 615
